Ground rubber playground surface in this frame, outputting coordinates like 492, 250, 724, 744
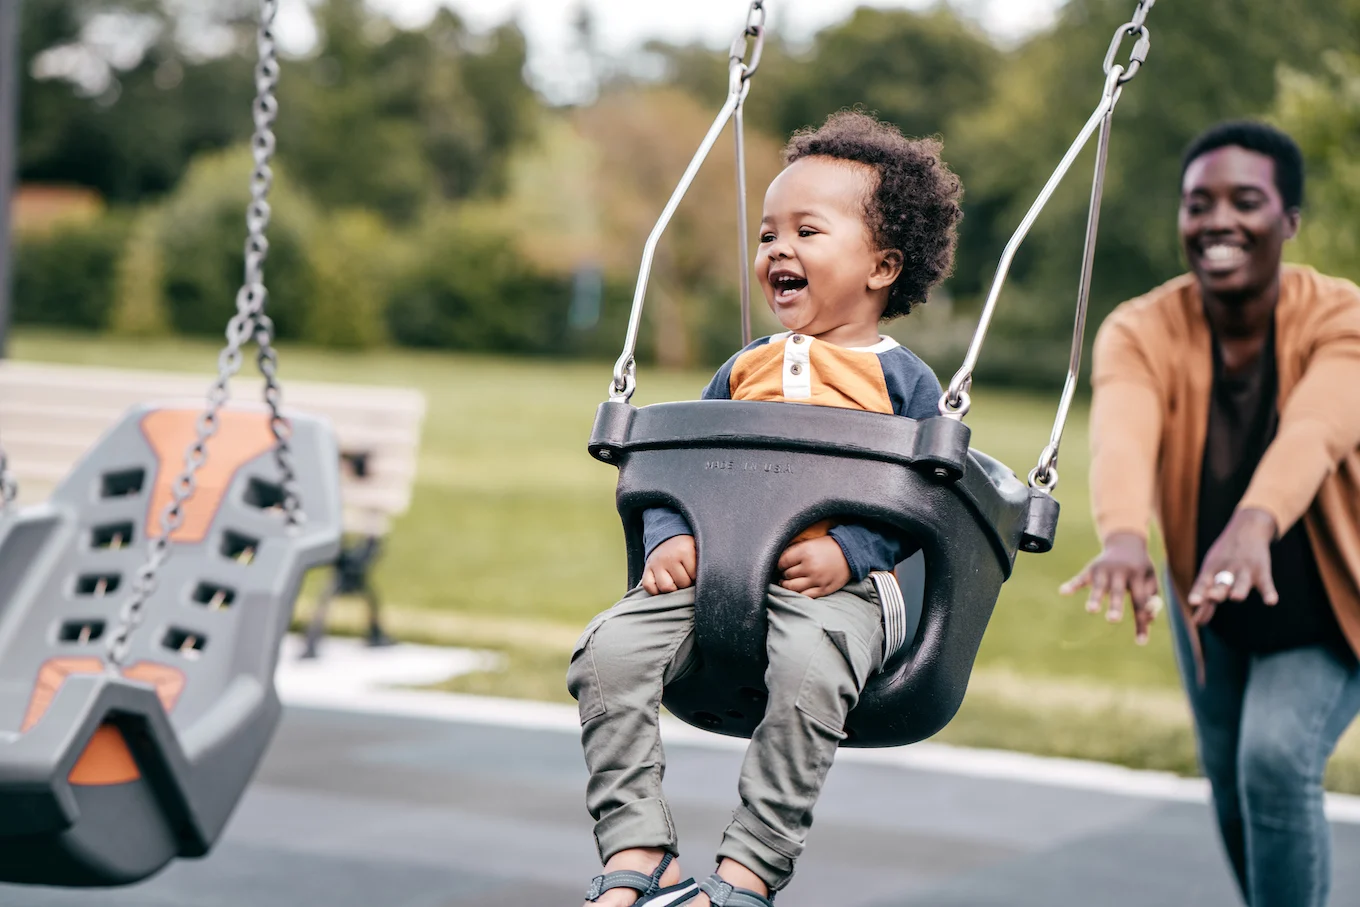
4, 639, 1359, 907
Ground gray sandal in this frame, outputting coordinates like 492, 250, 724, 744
699, 874, 775, 906
585, 853, 699, 905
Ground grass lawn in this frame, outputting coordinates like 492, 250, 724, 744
13, 328, 1360, 789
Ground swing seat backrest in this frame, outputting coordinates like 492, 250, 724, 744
591, 400, 1057, 748
0, 403, 341, 886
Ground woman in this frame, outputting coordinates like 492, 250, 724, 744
1063, 121, 1360, 906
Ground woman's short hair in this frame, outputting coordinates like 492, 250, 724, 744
1180, 120, 1305, 210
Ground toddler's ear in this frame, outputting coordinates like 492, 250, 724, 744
868, 249, 904, 290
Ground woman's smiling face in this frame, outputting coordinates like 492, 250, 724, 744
1179, 145, 1299, 301
755, 156, 897, 338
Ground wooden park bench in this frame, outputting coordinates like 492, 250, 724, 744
0, 360, 426, 656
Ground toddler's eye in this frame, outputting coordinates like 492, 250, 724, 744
798, 228, 816, 237
759, 232, 775, 243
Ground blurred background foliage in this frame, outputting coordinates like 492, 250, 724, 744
12, 0, 1360, 386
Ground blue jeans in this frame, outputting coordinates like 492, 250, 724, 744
1169, 582, 1360, 906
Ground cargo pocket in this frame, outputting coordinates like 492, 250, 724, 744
566, 619, 607, 724
793, 626, 869, 740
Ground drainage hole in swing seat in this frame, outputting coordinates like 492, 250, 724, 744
59, 620, 106, 644
76, 573, 121, 597
100, 469, 146, 498
244, 478, 286, 513
221, 531, 260, 564
192, 582, 236, 610
725, 709, 745, 721
738, 686, 768, 706
163, 628, 208, 659
91, 522, 135, 550
693, 711, 723, 730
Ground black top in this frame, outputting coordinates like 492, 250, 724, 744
1197, 318, 1346, 654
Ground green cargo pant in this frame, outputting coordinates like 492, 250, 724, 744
566, 579, 885, 892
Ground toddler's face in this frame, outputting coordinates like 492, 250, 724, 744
756, 157, 888, 336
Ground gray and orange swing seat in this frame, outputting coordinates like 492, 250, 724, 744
0, 404, 341, 887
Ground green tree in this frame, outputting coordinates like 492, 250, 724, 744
768, 7, 998, 144
948, 0, 1359, 386
1271, 52, 1360, 286
276, 3, 539, 222
19, 0, 257, 201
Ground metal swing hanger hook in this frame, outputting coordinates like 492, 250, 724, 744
1104, 18, 1151, 85
729, 1, 767, 85
608, 0, 768, 402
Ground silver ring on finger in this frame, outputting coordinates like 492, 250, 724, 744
1213, 570, 1236, 588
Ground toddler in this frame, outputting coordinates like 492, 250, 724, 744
569, 110, 963, 907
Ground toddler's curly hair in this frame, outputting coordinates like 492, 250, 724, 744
784, 110, 962, 318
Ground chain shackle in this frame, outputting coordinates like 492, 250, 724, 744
1104, 22, 1150, 83
1105, 0, 1155, 84
729, 1, 766, 82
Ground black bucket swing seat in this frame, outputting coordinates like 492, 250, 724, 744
589, 0, 1154, 747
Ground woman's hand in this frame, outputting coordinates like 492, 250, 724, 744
1060, 531, 1162, 645
777, 536, 851, 599
1186, 507, 1278, 626
642, 535, 697, 595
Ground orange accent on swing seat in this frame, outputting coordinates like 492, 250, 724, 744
21, 657, 188, 786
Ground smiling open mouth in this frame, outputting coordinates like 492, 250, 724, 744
771, 273, 808, 301
1200, 243, 1248, 270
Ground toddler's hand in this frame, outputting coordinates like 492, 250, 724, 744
778, 536, 851, 599
643, 535, 697, 595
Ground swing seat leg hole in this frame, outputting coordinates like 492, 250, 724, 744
59, 619, 106, 644
192, 583, 236, 611
99, 468, 146, 499
221, 531, 260, 565
75, 573, 121, 597
244, 478, 286, 514
162, 628, 208, 660
91, 522, 135, 550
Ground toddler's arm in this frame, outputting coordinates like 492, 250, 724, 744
637, 352, 741, 566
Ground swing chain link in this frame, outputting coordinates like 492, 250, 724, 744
1104, 0, 1154, 84
0, 444, 16, 510
729, 0, 766, 83
106, 0, 296, 668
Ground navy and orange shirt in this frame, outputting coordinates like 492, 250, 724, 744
642, 331, 943, 581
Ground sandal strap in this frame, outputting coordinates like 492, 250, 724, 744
699, 874, 775, 906
586, 853, 676, 902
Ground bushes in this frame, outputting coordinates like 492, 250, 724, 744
154, 148, 315, 341
386, 210, 570, 354
12, 144, 633, 360
13, 214, 126, 330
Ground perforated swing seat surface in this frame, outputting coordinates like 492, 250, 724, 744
591, 399, 1058, 748
0, 404, 341, 887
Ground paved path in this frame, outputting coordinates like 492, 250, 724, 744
3, 639, 1360, 906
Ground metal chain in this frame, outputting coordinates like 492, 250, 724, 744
939, 0, 1154, 421
0, 443, 15, 511
105, 0, 299, 668
730, 0, 765, 349
608, 1, 768, 401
